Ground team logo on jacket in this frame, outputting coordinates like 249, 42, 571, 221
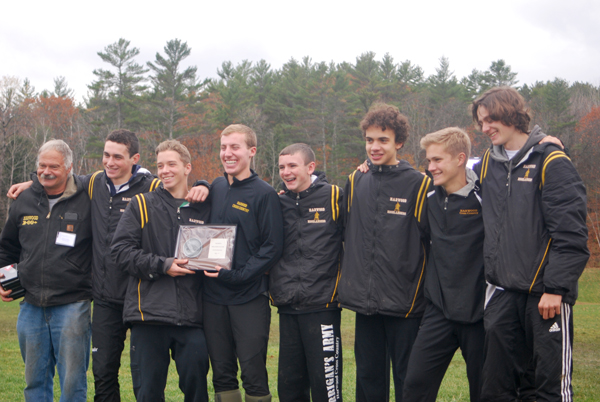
388, 197, 407, 215
232, 201, 249, 213
518, 168, 533, 182
22, 215, 39, 226
308, 209, 326, 223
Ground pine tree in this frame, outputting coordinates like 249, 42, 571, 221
147, 39, 198, 139
88, 38, 148, 130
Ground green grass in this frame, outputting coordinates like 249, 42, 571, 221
1, 269, 599, 401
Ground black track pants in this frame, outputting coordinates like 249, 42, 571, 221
92, 300, 128, 402
481, 290, 574, 402
403, 302, 484, 402
278, 310, 342, 402
203, 295, 271, 397
129, 324, 209, 402
354, 312, 421, 402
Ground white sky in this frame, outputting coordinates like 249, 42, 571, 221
3, 0, 599, 103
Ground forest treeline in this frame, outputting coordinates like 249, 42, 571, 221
2, 38, 600, 260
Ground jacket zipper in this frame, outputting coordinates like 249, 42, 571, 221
507, 160, 513, 196
295, 193, 302, 307
176, 204, 182, 325
443, 196, 448, 231
369, 169, 382, 313
42, 196, 50, 305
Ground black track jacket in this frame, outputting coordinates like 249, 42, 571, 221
473, 125, 589, 304
339, 160, 431, 317
85, 167, 161, 304
269, 172, 343, 311
111, 187, 211, 326
0, 175, 92, 307
425, 168, 485, 324
204, 171, 284, 305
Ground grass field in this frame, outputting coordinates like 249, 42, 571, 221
1, 269, 598, 401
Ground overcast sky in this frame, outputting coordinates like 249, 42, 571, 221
3, 0, 599, 103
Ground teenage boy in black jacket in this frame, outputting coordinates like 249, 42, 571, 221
472, 87, 589, 401
111, 140, 211, 402
403, 127, 485, 402
200, 124, 283, 402
270, 143, 343, 402
339, 104, 430, 402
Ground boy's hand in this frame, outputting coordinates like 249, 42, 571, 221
166, 259, 195, 277
185, 186, 209, 203
357, 160, 368, 173
539, 136, 564, 149
7, 181, 33, 200
204, 265, 223, 278
538, 293, 562, 319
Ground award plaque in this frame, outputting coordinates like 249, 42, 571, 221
0, 264, 25, 300
175, 225, 236, 271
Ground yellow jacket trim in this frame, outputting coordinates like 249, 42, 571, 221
348, 171, 357, 213
529, 239, 552, 293
137, 278, 145, 321
331, 185, 340, 222
406, 243, 427, 318
327, 262, 342, 307
541, 151, 570, 187
135, 194, 148, 229
481, 149, 491, 181
414, 176, 430, 222
150, 178, 161, 192
88, 170, 103, 200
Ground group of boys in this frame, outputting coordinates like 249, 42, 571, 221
0, 85, 590, 402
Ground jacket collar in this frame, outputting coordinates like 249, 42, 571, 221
105, 164, 147, 196
224, 169, 258, 187
31, 174, 80, 201
367, 159, 413, 173
282, 171, 328, 200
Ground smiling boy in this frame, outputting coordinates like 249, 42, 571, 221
202, 124, 283, 402
339, 103, 430, 402
270, 143, 343, 402
111, 140, 211, 401
403, 127, 485, 402
472, 87, 589, 401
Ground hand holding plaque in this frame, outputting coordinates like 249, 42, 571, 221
175, 225, 236, 271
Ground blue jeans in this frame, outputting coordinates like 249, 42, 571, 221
17, 300, 92, 402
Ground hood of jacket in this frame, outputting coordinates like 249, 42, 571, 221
452, 168, 479, 197
281, 171, 328, 199
30, 174, 81, 201
489, 125, 546, 164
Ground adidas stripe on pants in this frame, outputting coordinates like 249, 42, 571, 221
481, 289, 574, 402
